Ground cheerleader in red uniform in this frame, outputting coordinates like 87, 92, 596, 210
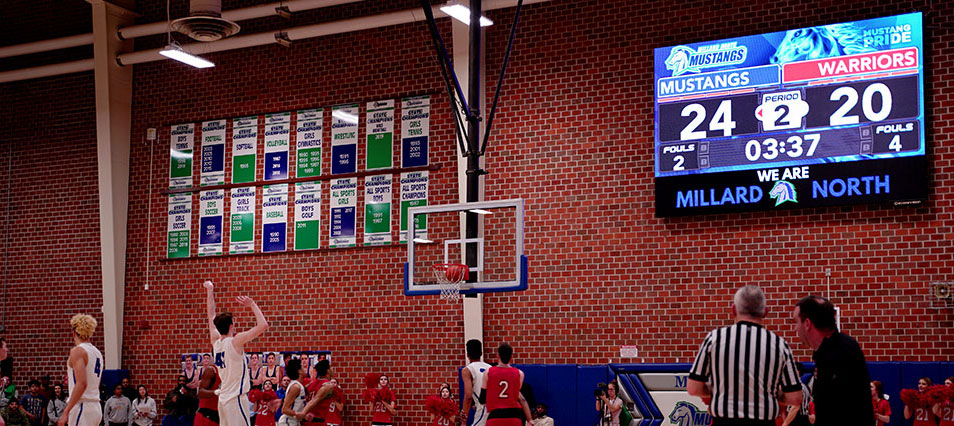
871, 381, 891, 426
362, 374, 396, 426
424, 383, 458, 426
934, 377, 954, 426
905, 377, 938, 426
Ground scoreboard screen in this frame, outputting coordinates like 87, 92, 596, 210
653, 13, 927, 216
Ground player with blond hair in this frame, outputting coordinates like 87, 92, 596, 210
57, 314, 104, 426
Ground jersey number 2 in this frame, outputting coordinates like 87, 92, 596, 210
497, 380, 509, 398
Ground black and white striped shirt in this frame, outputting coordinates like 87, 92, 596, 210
689, 321, 802, 421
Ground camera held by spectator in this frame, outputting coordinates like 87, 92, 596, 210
593, 382, 607, 398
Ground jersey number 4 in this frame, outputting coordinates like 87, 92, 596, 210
215, 352, 226, 369
93, 358, 102, 378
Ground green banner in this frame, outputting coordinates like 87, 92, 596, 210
229, 186, 256, 254
364, 174, 392, 246
366, 100, 394, 170
399, 171, 428, 243
296, 109, 323, 178
167, 194, 192, 258
170, 124, 194, 189
232, 116, 257, 183
294, 181, 321, 250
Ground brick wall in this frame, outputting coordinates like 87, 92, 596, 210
1, 0, 953, 424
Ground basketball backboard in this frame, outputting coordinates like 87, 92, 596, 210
403, 198, 527, 296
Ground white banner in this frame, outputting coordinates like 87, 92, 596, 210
400, 171, 428, 243
296, 109, 323, 178
401, 96, 430, 167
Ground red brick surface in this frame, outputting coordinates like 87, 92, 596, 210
1, 0, 953, 424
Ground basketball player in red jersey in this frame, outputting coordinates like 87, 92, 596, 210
195, 359, 221, 426
478, 344, 533, 426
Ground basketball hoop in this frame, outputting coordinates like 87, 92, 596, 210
432, 263, 469, 301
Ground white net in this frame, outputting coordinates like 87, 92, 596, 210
432, 263, 468, 301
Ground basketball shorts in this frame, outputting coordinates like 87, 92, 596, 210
68, 401, 103, 426
218, 394, 252, 426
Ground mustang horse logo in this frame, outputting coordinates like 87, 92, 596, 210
665, 46, 694, 76
669, 401, 712, 426
769, 180, 798, 206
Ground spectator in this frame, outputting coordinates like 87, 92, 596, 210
532, 403, 553, 426
163, 375, 196, 426
197, 354, 213, 385
37, 378, 52, 402
44, 386, 65, 426
2, 400, 29, 426
262, 353, 283, 388
596, 382, 622, 426
103, 385, 130, 426
181, 355, 199, 391
120, 379, 137, 403
130, 385, 156, 426
794, 295, 873, 426
20, 380, 46, 426
0, 339, 12, 381
248, 353, 264, 390
274, 377, 290, 423
0, 377, 15, 408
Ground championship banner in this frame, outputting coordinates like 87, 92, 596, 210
264, 112, 291, 181
229, 186, 256, 254
262, 184, 288, 253
294, 182, 321, 250
170, 123, 194, 188
329, 178, 357, 248
364, 174, 392, 246
198, 190, 224, 256
200, 120, 226, 186
232, 116, 258, 184
401, 96, 430, 167
167, 193, 192, 258
399, 171, 428, 243
296, 109, 323, 178
331, 104, 359, 174
366, 100, 394, 170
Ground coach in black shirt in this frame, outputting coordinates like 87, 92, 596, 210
687, 285, 803, 426
793, 295, 873, 426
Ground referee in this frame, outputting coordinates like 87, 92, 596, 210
687, 285, 803, 426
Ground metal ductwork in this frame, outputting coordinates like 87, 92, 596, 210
171, 0, 241, 42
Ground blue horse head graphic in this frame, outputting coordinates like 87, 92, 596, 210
668, 401, 712, 426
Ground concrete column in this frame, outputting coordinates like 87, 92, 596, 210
88, 0, 136, 369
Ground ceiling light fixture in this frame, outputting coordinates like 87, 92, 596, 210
440, 3, 493, 27
159, 43, 215, 68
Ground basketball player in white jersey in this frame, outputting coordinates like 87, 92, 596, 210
57, 314, 104, 426
204, 280, 269, 426
461, 339, 491, 426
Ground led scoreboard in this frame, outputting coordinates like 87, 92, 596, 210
654, 13, 927, 216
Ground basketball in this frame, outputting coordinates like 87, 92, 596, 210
445, 264, 468, 282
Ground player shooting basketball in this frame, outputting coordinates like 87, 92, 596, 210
203, 280, 269, 426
